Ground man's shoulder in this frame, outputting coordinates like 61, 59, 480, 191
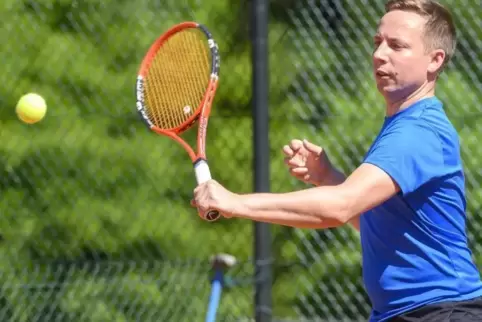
378, 116, 443, 150
417, 97, 458, 135
417, 101, 461, 157
387, 100, 459, 149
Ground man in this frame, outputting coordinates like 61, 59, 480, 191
192, 0, 482, 321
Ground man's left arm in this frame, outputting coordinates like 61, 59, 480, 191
228, 163, 400, 227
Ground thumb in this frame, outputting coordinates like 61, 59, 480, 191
303, 139, 322, 154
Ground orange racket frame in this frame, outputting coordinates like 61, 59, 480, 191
136, 22, 221, 222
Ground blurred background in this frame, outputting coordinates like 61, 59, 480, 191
0, 0, 481, 321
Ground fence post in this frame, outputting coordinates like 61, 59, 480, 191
251, 0, 272, 320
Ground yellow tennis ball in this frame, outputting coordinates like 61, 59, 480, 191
16, 93, 47, 124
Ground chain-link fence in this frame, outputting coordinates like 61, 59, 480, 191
0, 0, 481, 321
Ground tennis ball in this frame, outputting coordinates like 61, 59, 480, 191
16, 93, 47, 124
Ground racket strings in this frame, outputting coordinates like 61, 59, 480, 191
144, 29, 211, 130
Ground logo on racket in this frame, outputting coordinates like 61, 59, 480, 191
136, 77, 154, 128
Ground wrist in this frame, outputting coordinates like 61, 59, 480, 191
317, 167, 345, 186
231, 193, 251, 217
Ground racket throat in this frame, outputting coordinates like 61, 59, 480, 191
193, 158, 212, 184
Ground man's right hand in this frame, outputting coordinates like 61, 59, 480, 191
282, 139, 335, 186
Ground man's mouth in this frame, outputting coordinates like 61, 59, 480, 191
376, 70, 391, 77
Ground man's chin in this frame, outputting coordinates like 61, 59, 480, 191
376, 84, 397, 95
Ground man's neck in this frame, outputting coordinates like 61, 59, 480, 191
385, 83, 436, 117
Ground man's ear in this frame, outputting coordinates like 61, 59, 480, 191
428, 49, 446, 74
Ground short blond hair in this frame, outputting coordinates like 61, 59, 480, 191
385, 0, 457, 71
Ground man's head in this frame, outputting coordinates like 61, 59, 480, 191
373, 0, 457, 102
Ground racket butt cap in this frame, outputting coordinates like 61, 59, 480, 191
205, 210, 221, 221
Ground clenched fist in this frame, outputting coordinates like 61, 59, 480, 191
192, 180, 241, 219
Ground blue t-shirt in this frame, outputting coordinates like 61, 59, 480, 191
360, 96, 482, 321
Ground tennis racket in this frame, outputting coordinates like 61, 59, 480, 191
135, 22, 221, 222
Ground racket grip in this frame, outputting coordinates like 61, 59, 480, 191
194, 159, 221, 222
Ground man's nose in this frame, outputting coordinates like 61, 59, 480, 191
373, 43, 389, 62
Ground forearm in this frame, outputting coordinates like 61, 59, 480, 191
238, 211, 341, 229
235, 186, 351, 228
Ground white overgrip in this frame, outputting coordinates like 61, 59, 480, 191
193, 159, 220, 222
194, 159, 212, 184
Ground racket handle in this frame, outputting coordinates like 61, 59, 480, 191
194, 159, 221, 222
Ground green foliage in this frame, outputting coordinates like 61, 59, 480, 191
0, 0, 481, 321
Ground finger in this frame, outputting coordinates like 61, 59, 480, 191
289, 139, 303, 151
284, 157, 302, 167
282, 145, 294, 156
192, 196, 206, 210
198, 210, 209, 220
290, 167, 308, 175
193, 184, 203, 195
302, 139, 322, 154
289, 172, 307, 181
196, 202, 209, 213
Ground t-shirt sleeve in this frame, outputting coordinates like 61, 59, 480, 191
363, 121, 444, 195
